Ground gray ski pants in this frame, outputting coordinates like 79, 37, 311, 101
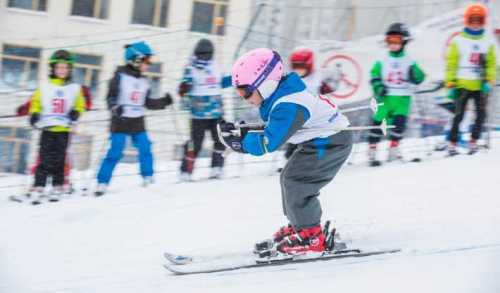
280, 131, 353, 230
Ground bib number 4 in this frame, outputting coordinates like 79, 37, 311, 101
469, 52, 482, 65
129, 91, 143, 103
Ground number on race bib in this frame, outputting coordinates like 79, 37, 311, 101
318, 95, 337, 109
52, 99, 66, 114
130, 91, 142, 103
206, 76, 217, 84
387, 71, 404, 84
469, 53, 481, 65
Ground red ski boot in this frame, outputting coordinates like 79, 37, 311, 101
254, 224, 295, 253
273, 224, 296, 242
277, 225, 326, 255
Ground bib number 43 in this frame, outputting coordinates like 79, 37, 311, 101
469, 52, 483, 65
386, 71, 404, 85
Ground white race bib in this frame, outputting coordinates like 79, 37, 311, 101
381, 54, 413, 96
189, 63, 222, 96
117, 73, 150, 118
40, 82, 80, 127
454, 35, 494, 80
270, 90, 350, 144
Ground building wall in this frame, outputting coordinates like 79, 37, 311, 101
0, 0, 252, 163
0, 0, 251, 104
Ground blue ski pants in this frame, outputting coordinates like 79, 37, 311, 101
97, 132, 153, 184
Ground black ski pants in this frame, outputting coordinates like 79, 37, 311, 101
180, 119, 225, 174
449, 89, 486, 143
34, 130, 69, 187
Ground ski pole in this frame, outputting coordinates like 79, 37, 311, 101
81, 131, 109, 196
0, 114, 22, 119
340, 98, 381, 114
414, 80, 444, 94
218, 119, 394, 151
295, 119, 394, 136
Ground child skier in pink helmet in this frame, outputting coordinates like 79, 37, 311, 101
218, 48, 353, 257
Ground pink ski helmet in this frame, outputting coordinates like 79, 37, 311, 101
231, 48, 284, 98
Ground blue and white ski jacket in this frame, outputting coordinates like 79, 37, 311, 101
181, 59, 232, 119
242, 73, 349, 156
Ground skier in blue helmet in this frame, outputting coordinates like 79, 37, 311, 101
95, 41, 173, 196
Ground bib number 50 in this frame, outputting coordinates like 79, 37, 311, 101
52, 99, 66, 114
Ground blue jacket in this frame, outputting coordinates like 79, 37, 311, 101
242, 73, 311, 156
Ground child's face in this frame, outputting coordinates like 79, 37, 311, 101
137, 56, 151, 72
388, 43, 403, 52
386, 34, 404, 52
293, 68, 308, 78
139, 61, 149, 73
54, 63, 70, 79
467, 17, 484, 31
236, 88, 264, 107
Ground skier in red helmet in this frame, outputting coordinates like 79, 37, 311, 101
281, 47, 338, 161
289, 47, 336, 96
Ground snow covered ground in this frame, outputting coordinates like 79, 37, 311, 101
1, 139, 500, 293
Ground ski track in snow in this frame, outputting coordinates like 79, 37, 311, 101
1, 140, 500, 293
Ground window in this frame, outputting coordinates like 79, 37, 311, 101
71, 0, 109, 19
7, 0, 47, 11
1, 45, 41, 90
131, 0, 169, 27
71, 53, 102, 97
144, 63, 162, 98
190, 0, 228, 35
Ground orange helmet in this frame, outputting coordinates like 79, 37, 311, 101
464, 3, 488, 27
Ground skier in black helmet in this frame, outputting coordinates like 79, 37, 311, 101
178, 38, 232, 181
367, 23, 426, 166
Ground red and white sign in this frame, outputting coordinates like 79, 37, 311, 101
322, 54, 362, 99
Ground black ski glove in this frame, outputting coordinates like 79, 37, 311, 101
218, 120, 237, 133
163, 93, 173, 107
29, 113, 40, 127
218, 120, 262, 138
223, 135, 245, 153
111, 105, 123, 118
69, 109, 80, 121
217, 120, 247, 153
178, 81, 192, 97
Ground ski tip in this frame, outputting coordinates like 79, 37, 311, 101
163, 252, 193, 265
8, 195, 24, 203
163, 264, 187, 275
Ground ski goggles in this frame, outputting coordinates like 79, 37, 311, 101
468, 15, 485, 25
385, 35, 404, 45
236, 85, 254, 100
290, 62, 309, 70
132, 55, 152, 66
140, 56, 152, 64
